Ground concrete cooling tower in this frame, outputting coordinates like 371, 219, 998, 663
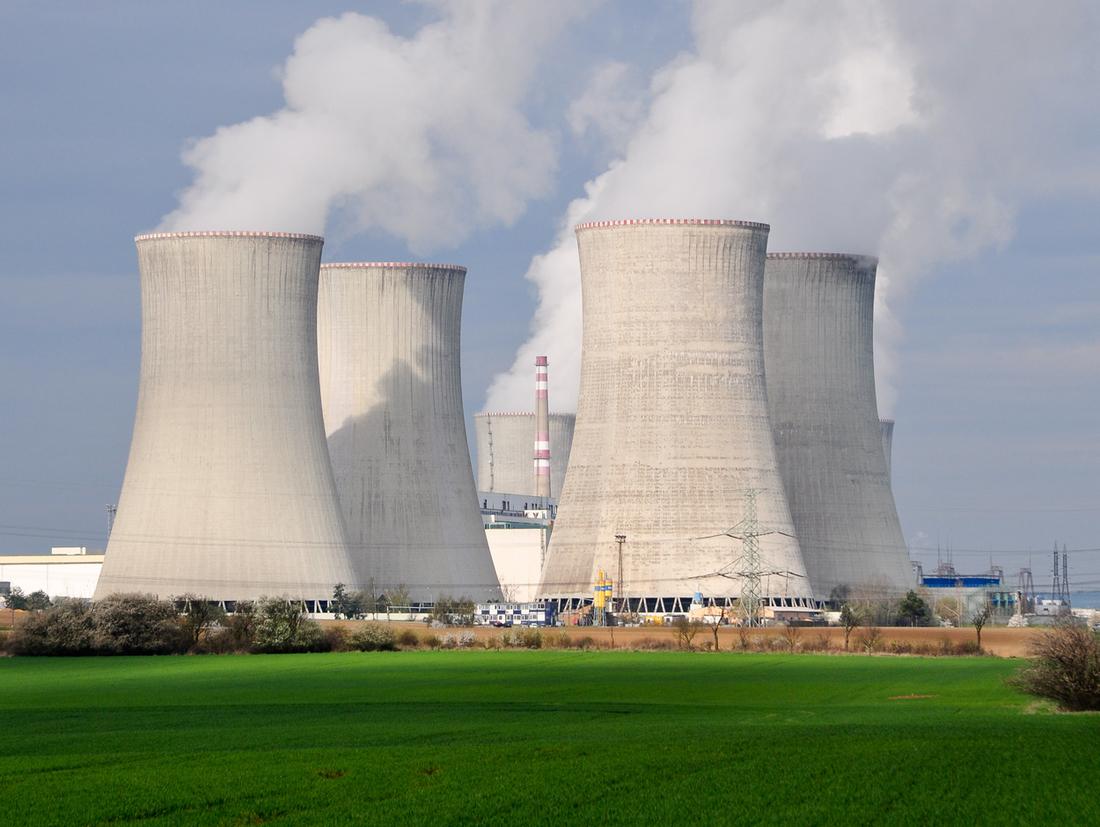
539, 219, 814, 614
317, 262, 500, 603
96, 231, 356, 603
474, 412, 575, 500
763, 253, 913, 601
880, 418, 895, 478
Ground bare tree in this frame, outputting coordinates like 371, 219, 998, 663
972, 604, 992, 651
673, 617, 703, 650
177, 594, 225, 648
710, 604, 729, 652
840, 603, 862, 651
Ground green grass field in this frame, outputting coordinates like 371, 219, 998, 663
1, 651, 1096, 825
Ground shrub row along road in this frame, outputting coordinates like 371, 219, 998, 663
0, 652, 1096, 825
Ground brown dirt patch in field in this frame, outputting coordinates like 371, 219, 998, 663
320, 619, 1044, 657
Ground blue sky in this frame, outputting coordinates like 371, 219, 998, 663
1, 2, 1097, 593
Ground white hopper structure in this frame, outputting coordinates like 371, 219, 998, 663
538, 219, 814, 615
474, 411, 576, 500
317, 262, 501, 603
763, 253, 913, 601
96, 231, 356, 604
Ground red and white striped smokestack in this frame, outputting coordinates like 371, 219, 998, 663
534, 356, 551, 499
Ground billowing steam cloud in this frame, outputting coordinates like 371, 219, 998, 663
485, 0, 1100, 415
160, 2, 586, 251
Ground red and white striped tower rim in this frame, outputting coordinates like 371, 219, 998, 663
135, 230, 325, 243
534, 355, 551, 498
574, 217, 770, 233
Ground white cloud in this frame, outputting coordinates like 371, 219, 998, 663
159, 2, 588, 252
485, 0, 1100, 416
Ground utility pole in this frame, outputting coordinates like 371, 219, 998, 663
614, 533, 627, 618
689, 489, 801, 629
106, 504, 117, 539
739, 491, 763, 628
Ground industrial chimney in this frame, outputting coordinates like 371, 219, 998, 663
474, 412, 576, 499
96, 231, 356, 602
763, 253, 913, 600
534, 356, 551, 500
317, 262, 501, 603
539, 219, 813, 614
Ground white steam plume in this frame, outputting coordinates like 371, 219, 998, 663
160, 2, 587, 251
485, 0, 1100, 416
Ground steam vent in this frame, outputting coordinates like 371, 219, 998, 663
539, 219, 813, 612
317, 262, 501, 602
96, 232, 356, 602
763, 253, 913, 600
475, 412, 576, 500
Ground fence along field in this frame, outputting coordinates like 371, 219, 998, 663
1, 651, 1097, 825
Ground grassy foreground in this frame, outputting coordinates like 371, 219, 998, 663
1, 652, 1096, 825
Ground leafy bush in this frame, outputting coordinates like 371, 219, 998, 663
543, 632, 572, 649
253, 598, 323, 653
8, 600, 96, 655
397, 629, 420, 648
430, 596, 476, 626
518, 629, 542, 649
422, 634, 442, 649
92, 595, 186, 655
351, 622, 397, 652
1011, 624, 1100, 711
176, 595, 226, 649
322, 625, 350, 652
224, 602, 257, 650
26, 590, 53, 612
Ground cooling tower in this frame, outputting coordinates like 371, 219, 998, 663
880, 418, 895, 478
763, 253, 913, 601
96, 231, 356, 602
317, 262, 500, 602
474, 412, 575, 500
539, 219, 813, 612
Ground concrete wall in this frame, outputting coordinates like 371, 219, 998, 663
97, 232, 355, 602
763, 253, 913, 600
484, 527, 547, 604
318, 263, 500, 602
540, 219, 812, 604
474, 412, 575, 499
0, 557, 103, 599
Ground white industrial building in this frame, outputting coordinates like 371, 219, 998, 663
1, 548, 104, 600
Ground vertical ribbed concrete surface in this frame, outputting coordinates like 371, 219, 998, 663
318, 263, 500, 602
539, 220, 812, 605
763, 254, 913, 600
97, 232, 356, 601
880, 418, 895, 478
474, 412, 575, 499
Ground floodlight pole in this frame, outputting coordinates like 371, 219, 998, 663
615, 533, 627, 618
